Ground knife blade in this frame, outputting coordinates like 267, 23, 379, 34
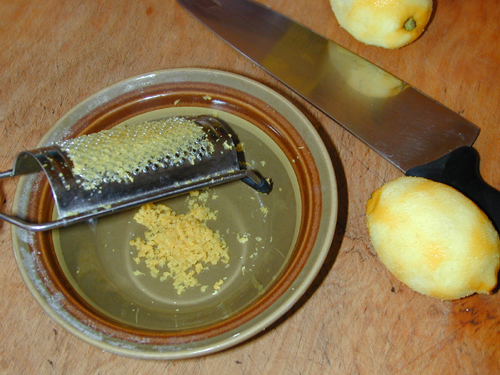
177, 0, 478, 172
177, 0, 500, 230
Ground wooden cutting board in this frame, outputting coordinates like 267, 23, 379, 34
0, 0, 499, 374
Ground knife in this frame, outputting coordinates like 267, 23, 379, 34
177, 0, 500, 231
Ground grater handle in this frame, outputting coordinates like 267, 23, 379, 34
0, 168, 273, 232
0, 167, 61, 231
0, 207, 102, 231
0, 170, 14, 179
0, 212, 64, 232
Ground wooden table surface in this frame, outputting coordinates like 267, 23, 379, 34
1, 0, 499, 374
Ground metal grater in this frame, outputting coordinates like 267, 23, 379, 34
0, 115, 272, 231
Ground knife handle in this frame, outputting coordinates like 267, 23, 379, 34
406, 146, 500, 232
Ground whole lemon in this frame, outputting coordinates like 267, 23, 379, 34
330, 0, 433, 49
366, 177, 500, 300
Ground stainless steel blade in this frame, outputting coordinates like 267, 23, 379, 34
177, 0, 479, 172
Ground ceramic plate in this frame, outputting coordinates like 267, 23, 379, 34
11, 69, 337, 358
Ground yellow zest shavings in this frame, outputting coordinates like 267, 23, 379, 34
129, 196, 229, 295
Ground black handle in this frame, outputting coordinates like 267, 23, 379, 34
406, 146, 500, 232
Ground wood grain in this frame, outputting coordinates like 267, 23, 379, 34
1, 0, 499, 373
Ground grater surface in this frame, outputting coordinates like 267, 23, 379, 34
59, 117, 215, 190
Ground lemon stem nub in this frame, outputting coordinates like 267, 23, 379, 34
404, 17, 417, 31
